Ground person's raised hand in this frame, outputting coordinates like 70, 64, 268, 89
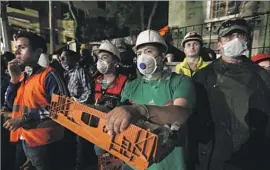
8, 59, 22, 83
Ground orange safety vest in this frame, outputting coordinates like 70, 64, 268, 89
94, 74, 127, 101
10, 67, 64, 147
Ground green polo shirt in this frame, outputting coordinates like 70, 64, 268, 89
121, 71, 196, 170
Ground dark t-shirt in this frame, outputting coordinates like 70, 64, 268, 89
192, 57, 270, 170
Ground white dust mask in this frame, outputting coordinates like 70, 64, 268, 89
97, 60, 109, 74
137, 54, 157, 76
222, 38, 249, 58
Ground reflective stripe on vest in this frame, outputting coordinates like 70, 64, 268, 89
12, 105, 42, 114
12, 105, 50, 120
10, 67, 64, 147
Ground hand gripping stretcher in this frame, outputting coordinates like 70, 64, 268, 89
50, 94, 178, 170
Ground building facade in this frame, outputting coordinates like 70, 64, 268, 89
168, 0, 270, 56
1, 1, 104, 54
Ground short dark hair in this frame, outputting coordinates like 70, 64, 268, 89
62, 49, 80, 62
15, 31, 47, 53
62, 49, 77, 57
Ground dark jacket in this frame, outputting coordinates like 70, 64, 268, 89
1, 72, 10, 107
190, 57, 270, 170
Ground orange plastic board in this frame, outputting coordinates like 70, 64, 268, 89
50, 94, 159, 170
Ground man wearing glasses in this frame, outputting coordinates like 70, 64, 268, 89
190, 18, 270, 170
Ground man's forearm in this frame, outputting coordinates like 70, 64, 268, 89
135, 105, 191, 125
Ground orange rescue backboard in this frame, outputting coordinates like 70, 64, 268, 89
50, 94, 159, 170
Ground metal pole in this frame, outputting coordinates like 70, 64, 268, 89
200, 23, 203, 36
262, 13, 269, 53
177, 28, 180, 48
208, 22, 212, 48
0, 2, 11, 52
49, 0, 54, 54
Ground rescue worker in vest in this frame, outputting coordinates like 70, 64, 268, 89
175, 31, 208, 77
3, 32, 68, 170
192, 18, 270, 170
93, 42, 128, 110
60, 49, 92, 103
105, 30, 196, 170
251, 53, 270, 74
75, 42, 128, 170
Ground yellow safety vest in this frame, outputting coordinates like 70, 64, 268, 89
175, 57, 209, 77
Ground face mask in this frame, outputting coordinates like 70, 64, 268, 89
222, 38, 248, 58
137, 54, 158, 77
61, 63, 69, 71
97, 59, 109, 74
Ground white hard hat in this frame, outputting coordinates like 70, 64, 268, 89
95, 42, 121, 60
38, 53, 50, 67
89, 41, 102, 45
134, 29, 168, 53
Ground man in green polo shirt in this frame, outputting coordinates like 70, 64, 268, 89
105, 29, 196, 170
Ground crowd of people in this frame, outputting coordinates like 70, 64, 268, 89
1, 17, 270, 170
